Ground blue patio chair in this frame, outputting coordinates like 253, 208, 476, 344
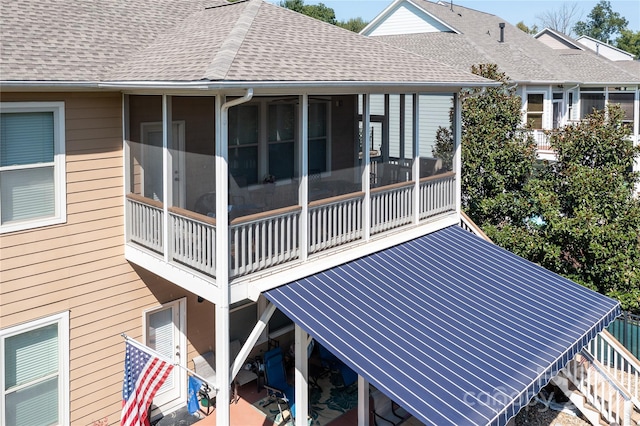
263, 347, 295, 422
317, 343, 357, 388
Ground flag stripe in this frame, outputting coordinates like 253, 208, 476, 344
121, 342, 174, 426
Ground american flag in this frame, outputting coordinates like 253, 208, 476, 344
121, 342, 174, 426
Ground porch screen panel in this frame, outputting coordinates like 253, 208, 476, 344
229, 104, 259, 186
268, 103, 295, 180
308, 102, 328, 173
580, 92, 605, 118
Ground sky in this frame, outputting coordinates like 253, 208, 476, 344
269, 0, 640, 34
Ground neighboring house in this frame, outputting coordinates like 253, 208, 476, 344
362, 0, 640, 168
576, 35, 637, 61
0, 1, 622, 426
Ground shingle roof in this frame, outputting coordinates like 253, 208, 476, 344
369, 0, 639, 85
0, 0, 206, 81
0, 0, 492, 86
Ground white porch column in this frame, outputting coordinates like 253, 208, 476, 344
357, 375, 370, 426
298, 94, 309, 262
412, 93, 420, 224
454, 93, 462, 218
362, 94, 371, 241
294, 324, 309, 426
215, 94, 231, 426
162, 95, 173, 263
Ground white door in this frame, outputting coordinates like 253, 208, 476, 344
145, 298, 186, 412
141, 122, 186, 207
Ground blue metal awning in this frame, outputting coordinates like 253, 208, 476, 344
264, 225, 620, 426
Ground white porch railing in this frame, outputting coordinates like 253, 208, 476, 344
169, 207, 216, 277
308, 192, 364, 254
229, 206, 301, 278
561, 348, 634, 426
370, 181, 414, 235
588, 330, 640, 410
126, 194, 164, 253
126, 172, 458, 280
419, 172, 456, 220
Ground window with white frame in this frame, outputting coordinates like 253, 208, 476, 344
526, 94, 544, 129
0, 102, 66, 233
1, 312, 69, 426
227, 99, 330, 185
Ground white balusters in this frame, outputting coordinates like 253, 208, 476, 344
308, 193, 364, 254
126, 194, 164, 253
170, 210, 216, 277
419, 172, 456, 220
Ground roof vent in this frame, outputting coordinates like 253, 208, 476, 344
499, 22, 505, 42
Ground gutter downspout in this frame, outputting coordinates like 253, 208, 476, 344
215, 88, 253, 426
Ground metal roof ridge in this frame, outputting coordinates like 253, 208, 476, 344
203, 0, 262, 81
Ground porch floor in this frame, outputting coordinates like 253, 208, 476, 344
191, 381, 359, 426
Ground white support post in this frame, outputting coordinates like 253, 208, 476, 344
362, 95, 371, 241
215, 94, 231, 426
358, 375, 370, 426
299, 94, 309, 262
162, 95, 173, 262
230, 303, 276, 379
453, 93, 462, 218
294, 324, 309, 426
412, 93, 420, 224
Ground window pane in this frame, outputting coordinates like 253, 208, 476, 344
609, 93, 634, 121
308, 103, 327, 139
229, 105, 258, 146
528, 116, 543, 129
309, 138, 327, 173
268, 142, 294, 180
148, 308, 174, 391
581, 93, 605, 118
1, 167, 55, 224
6, 376, 58, 426
269, 104, 295, 142
4, 323, 58, 389
229, 146, 258, 186
527, 94, 543, 112
1, 112, 54, 166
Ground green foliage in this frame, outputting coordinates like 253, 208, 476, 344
458, 64, 537, 225
615, 29, 640, 59
573, 0, 628, 43
516, 21, 539, 35
489, 106, 640, 311
337, 17, 369, 33
279, 0, 336, 24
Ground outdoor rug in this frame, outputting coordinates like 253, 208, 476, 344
252, 371, 358, 426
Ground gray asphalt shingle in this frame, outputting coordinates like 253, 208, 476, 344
1, 0, 492, 86
370, 0, 639, 84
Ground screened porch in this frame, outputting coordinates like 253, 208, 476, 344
124, 92, 458, 282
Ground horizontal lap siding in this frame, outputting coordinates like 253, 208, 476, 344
0, 92, 209, 425
0, 92, 191, 425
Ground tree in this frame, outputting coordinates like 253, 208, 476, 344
337, 17, 368, 33
615, 29, 640, 59
279, 0, 336, 25
433, 64, 538, 226
516, 21, 539, 35
536, 3, 581, 35
487, 106, 640, 311
573, 0, 628, 43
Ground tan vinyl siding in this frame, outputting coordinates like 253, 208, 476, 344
0, 91, 208, 425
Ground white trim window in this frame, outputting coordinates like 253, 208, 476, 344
0, 102, 66, 233
526, 93, 544, 129
1, 312, 70, 426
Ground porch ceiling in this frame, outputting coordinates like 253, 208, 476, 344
264, 225, 620, 426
